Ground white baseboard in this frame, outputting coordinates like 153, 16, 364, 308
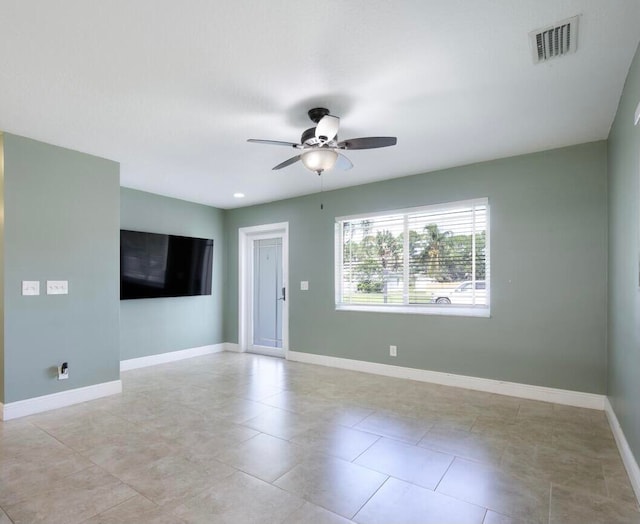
1, 380, 122, 421
287, 351, 605, 410
605, 398, 640, 504
120, 343, 225, 371
223, 343, 242, 353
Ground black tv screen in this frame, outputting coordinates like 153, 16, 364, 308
120, 230, 213, 300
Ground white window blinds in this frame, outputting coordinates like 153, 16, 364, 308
336, 199, 489, 313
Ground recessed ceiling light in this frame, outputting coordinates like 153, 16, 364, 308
233, 192, 245, 198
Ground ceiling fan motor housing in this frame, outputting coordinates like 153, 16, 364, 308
307, 107, 330, 123
301, 127, 324, 146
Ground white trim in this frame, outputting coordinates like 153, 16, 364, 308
238, 222, 289, 356
249, 345, 286, 358
287, 351, 605, 410
224, 342, 242, 353
336, 304, 490, 317
0, 402, 3, 420
605, 398, 640, 504
120, 343, 225, 371
1, 380, 122, 420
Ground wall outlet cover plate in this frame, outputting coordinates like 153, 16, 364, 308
22, 281, 40, 296
47, 280, 68, 295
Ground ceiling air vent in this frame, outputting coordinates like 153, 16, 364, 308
529, 16, 578, 64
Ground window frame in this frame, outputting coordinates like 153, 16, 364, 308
334, 198, 490, 318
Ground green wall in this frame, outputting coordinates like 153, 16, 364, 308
608, 43, 640, 459
3, 134, 120, 403
120, 188, 225, 360
225, 142, 608, 393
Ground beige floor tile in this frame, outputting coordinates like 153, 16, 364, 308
471, 415, 554, 447
419, 427, 507, 465
436, 458, 550, 524
550, 430, 619, 461
501, 441, 609, 496
552, 404, 601, 423
82, 432, 177, 478
141, 409, 257, 449
115, 453, 236, 508
0, 449, 94, 507
83, 494, 187, 523
1, 353, 635, 524
281, 501, 354, 524
136, 384, 217, 408
0, 507, 11, 524
323, 406, 377, 428
177, 426, 260, 468
291, 424, 380, 462
274, 456, 388, 519
354, 437, 454, 489
4, 465, 137, 524
354, 477, 486, 524
215, 432, 311, 482
242, 406, 328, 440
515, 399, 555, 419
354, 412, 432, 444
101, 394, 196, 424
173, 470, 304, 524
207, 377, 284, 402
603, 457, 640, 507
549, 484, 640, 524
204, 397, 272, 423
0, 426, 77, 462
30, 411, 144, 454
260, 391, 340, 417
424, 410, 478, 432
483, 509, 531, 523
0, 418, 37, 441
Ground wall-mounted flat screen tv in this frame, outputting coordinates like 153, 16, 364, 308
120, 230, 213, 300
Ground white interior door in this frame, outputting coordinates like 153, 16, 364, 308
239, 223, 288, 358
252, 237, 283, 351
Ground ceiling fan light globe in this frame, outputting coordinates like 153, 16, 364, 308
301, 149, 338, 173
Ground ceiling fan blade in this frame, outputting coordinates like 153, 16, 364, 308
272, 155, 301, 170
337, 137, 397, 150
335, 153, 353, 170
248, 139, 300, 148
315, 115, 340, 142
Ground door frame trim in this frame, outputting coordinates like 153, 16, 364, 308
238, 222, 289, 356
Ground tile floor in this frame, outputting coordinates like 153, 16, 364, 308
0, 352, 638, 523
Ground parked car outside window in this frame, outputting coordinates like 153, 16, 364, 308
432, 280, 486, 305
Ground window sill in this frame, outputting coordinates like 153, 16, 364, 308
335, 304, 490, 318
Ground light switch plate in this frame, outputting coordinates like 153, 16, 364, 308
47, 280, 68, 295
300, 281, 309, 291
22, 281, 40, 296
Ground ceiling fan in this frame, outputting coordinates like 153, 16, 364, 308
247, 107, 397, 175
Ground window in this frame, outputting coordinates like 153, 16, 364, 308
335, 198, 489, 316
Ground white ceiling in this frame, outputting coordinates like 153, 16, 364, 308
0, 1, 638, 209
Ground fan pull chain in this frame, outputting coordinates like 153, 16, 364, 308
320, 173, 324, 210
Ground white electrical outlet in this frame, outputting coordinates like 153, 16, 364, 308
300, 281, 309, 291
47, 280, 68, 295
22, 281, 40, 296
389, 345, 397, 357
